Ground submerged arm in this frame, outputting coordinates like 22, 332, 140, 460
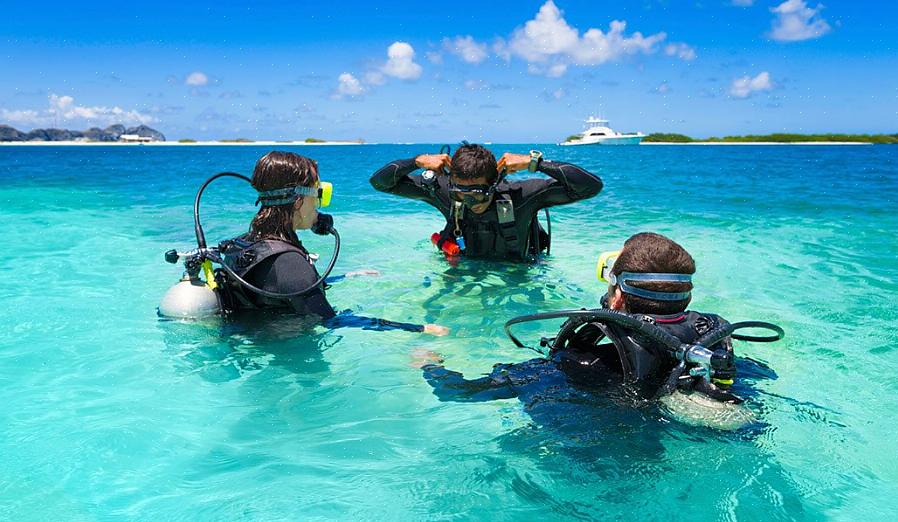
421, 364, 518, 402
324, 313, 425, 333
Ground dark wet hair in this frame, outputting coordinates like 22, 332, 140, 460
450, 143, 498, 183
247, 151, 318, 245
611, 232, 695, 315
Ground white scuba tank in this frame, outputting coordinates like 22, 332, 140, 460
158, 275, 220, 319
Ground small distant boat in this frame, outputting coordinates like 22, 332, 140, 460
560, 117, 645, 146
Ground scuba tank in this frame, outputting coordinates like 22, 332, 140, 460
158, 172, 340, 319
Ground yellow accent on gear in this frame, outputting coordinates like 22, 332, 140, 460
202, 260, 218, 290
596, 250, 621, 283
319, 181, 333, 208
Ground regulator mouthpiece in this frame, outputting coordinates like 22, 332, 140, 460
312, 213, 335, 235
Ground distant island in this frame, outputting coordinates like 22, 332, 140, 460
0, 127, 369, 145
0, 124, 165, 142
643, 133, 898, 144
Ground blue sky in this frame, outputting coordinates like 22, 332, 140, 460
1, 0, 896, 141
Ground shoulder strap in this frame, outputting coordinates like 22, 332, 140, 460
220, 238, 309, 277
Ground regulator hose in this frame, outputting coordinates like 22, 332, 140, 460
191, 171, 341, 299
194, 172, 251, 249
696, 320, 785, 346
504, 308, 684, 353
205, 228, 340, 299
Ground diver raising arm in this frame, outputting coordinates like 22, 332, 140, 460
369, 144, 603, 261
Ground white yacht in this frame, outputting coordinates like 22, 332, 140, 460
560, 117, 645, 146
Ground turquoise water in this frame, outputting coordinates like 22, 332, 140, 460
1, 144, 896, 520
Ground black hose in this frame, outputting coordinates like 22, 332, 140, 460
504, 308, 684, 353
696, 320, 785, 347
206, 228, 340, 299
543, 208, 551, 256
191, 171, 340, 299
193, 172, 251, 249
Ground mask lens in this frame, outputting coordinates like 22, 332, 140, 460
449, 183, 493, 207
318, 181, 332, 208
596, 250, 621, 283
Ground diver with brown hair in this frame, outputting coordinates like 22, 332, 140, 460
160, 151, 447, 335
370, 143, 603, 262
418, 232, 782, 412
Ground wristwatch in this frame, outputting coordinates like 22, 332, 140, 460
528, 150, 543, 173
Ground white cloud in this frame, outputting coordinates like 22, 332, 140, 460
443, 36, 489, 64
364, 71, 386, 86
381, 42, 422, 80
768, 0, 831, 42
732, 0, 754, 6
426, 51, 444, 64
729, 71, 773, 98
0, 109, 41, 124
1, 94, 156, 127
185, 71, 209, 86
665, 42, 696, 61
499, 1, 675, 77
333, 73, 365, 99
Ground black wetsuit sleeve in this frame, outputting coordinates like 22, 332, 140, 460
324, 313, 425, 333
369, 157, 436, 203
250, 251, 336, 319
520, 160, 603, 208
421, 364, 518, 402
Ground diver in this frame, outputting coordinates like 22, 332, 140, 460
369, 143, 603, 262
418, 232, 783, 422
160, 151, 447, 336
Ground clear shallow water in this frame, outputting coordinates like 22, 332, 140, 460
1, 144, 896, 520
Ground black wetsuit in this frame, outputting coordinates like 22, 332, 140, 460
370, 158, 603, 261
218, 235, 424, 333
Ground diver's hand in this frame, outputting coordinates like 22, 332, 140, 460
409, 348, 444, 368
423, 324, 450, 336
345, 269, 381, 278
497, 153, 531, 174
415, 154, 451, 172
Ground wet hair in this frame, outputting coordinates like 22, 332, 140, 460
450, 143, 498, 183
246, 151, 318, 245
611, 232, 695, 315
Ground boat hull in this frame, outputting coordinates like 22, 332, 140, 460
560, 135, 644, 146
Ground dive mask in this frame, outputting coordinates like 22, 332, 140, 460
448, 182, 495, 206
448, 168, 507, 207
596, 249, 693, 301
257, 181, 333, 208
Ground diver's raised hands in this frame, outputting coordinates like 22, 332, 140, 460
415, 154, 451, 172
497, 152, 531, 174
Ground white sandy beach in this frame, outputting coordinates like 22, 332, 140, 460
0, 140, 368, 146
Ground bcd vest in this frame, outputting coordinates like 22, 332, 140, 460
214, 235, 318, 312
552, 311, 734, 386
436, 189, 550, 260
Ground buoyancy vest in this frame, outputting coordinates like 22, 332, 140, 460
214, 235, 318, 312
551, 311, 734, 386
436, 189, 550, 260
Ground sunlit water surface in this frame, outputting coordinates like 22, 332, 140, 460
1, 144, 896, 520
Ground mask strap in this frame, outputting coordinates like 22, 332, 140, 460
256, 185, 320, 207
611, 272, 692, 301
